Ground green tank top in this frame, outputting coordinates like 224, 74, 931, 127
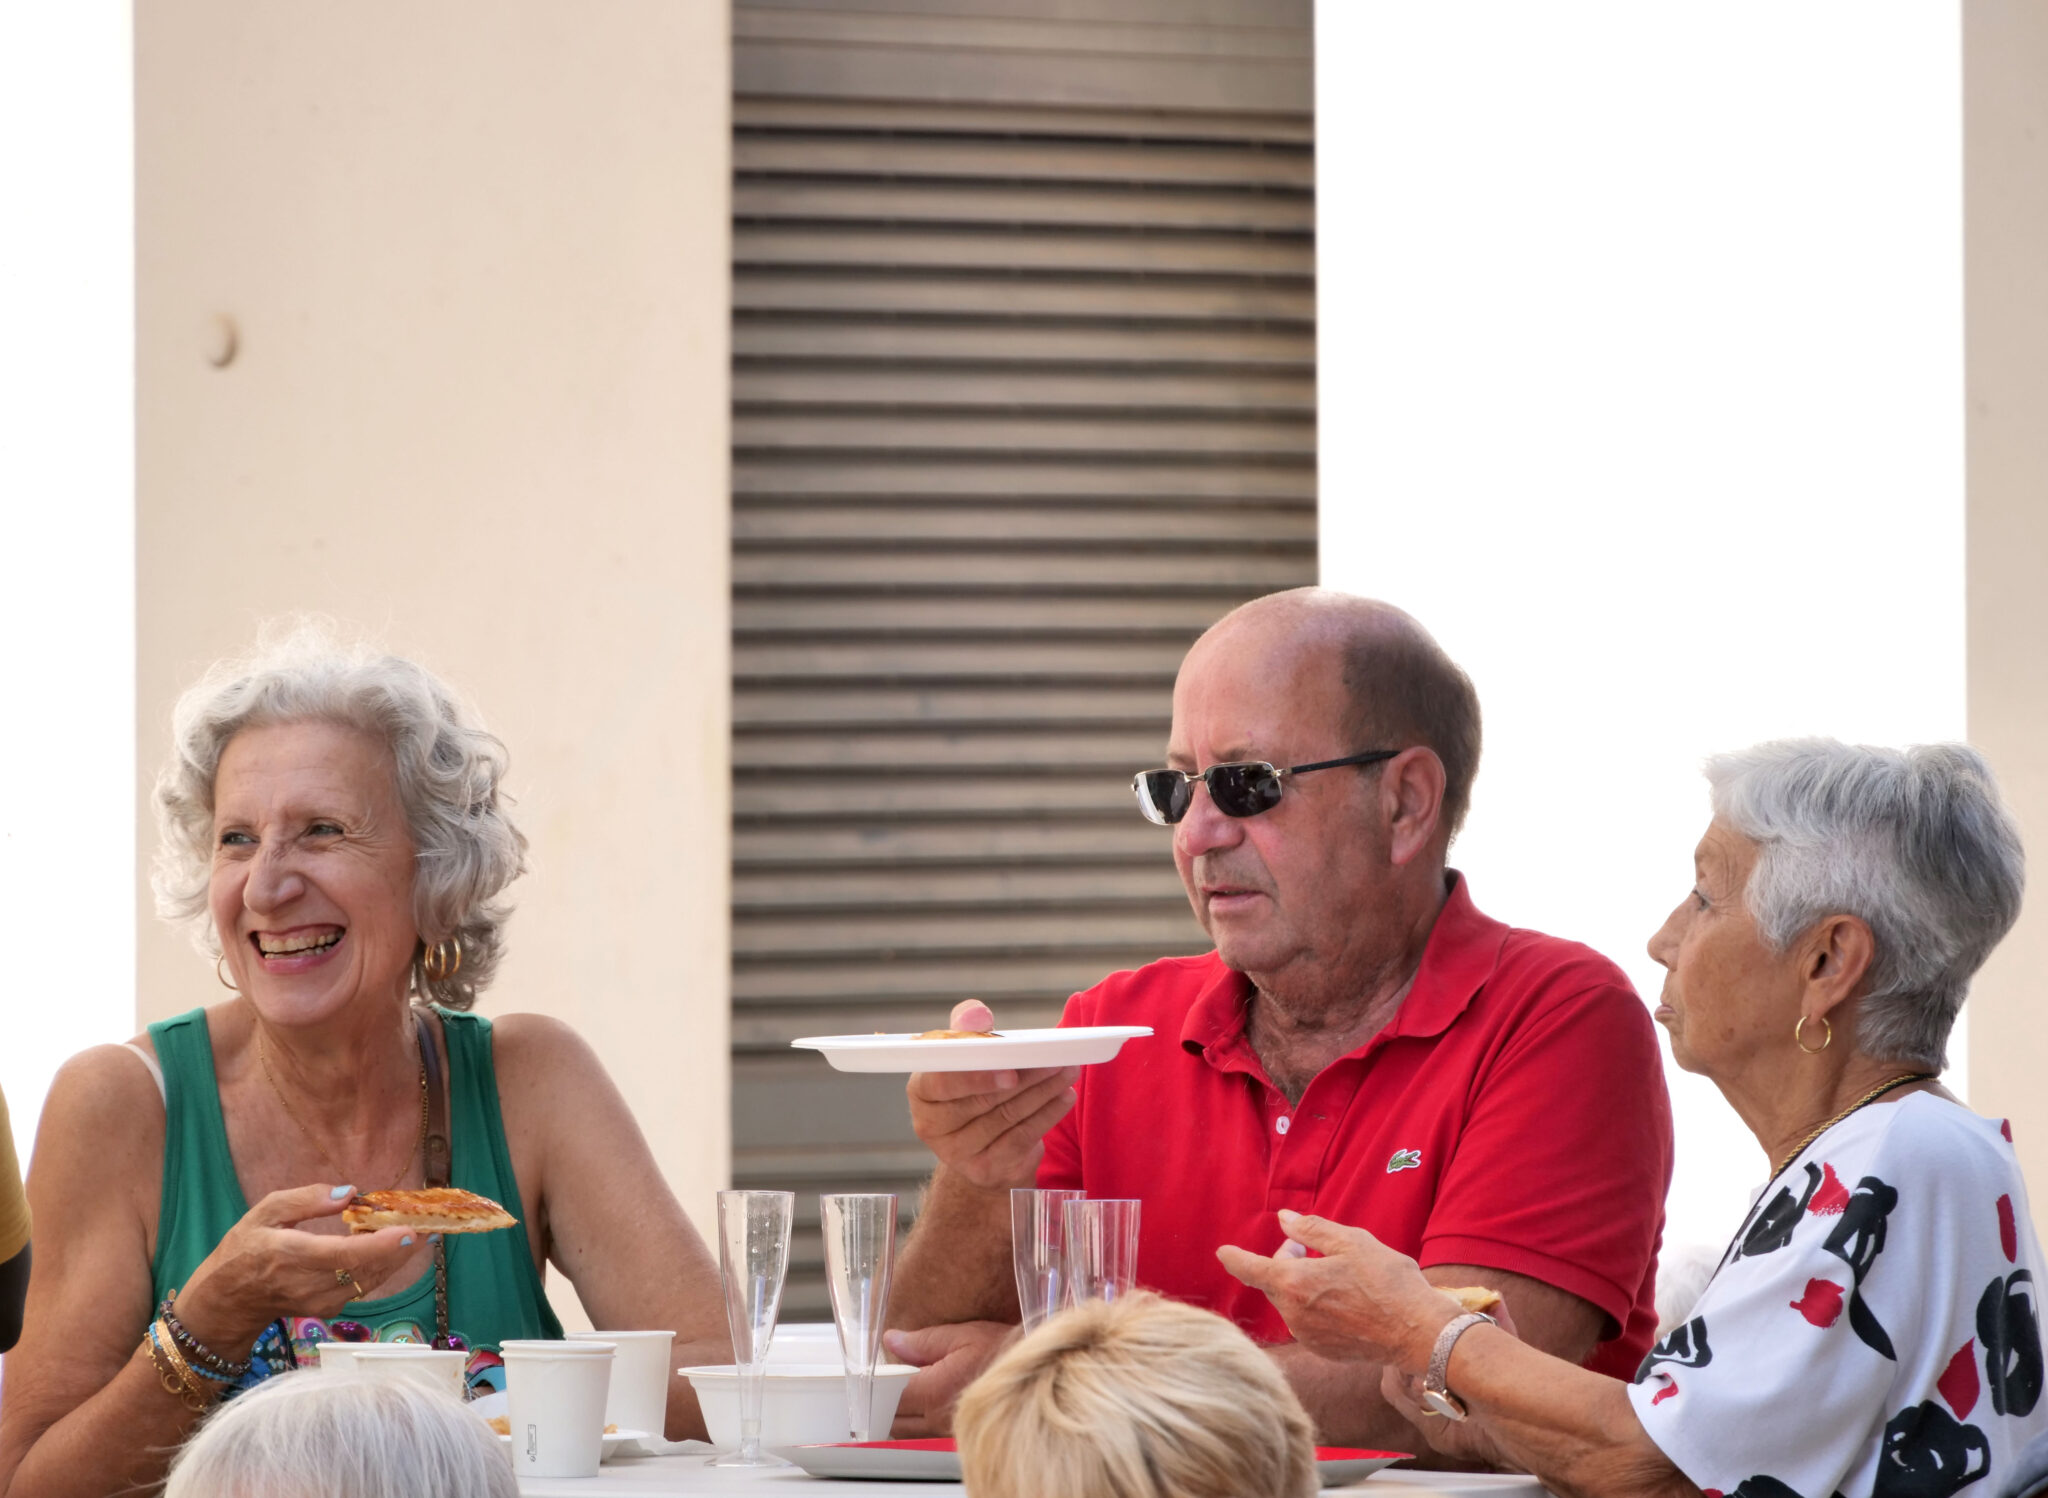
148, 1006, 561, 1396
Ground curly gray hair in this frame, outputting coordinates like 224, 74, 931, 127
152, 621, 527, 1009
1705, 738, 2025, 1071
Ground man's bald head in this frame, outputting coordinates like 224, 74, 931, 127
1193, 589, 1483, 838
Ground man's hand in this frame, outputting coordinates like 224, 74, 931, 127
883, 1321, 1013, 1437
906, 1001, 1078, 1191
1217, 1209, 1456, 1374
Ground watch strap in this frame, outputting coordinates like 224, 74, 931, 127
1425, 1311, 1495, 1400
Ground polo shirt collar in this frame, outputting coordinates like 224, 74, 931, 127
1179, 871, 1508, 1060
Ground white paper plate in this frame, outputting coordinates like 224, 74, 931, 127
790, 1026, 1153, 1073
779, 1439, 1407, 1483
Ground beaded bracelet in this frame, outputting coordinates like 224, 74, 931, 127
159, 1292, 250, 1381
144, 1321, 211, 1412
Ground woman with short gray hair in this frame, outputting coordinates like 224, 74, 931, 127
164, 1371, 514, 1498
0, 623, 729, 1497
1224, 739, 2048, 1495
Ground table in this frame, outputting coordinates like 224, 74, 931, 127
515, 1450, 1555, 1497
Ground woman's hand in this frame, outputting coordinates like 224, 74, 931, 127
173, 1184, 418, 1352
1216, 1209, 1457, 1374
1381, 1366, 1509, 1465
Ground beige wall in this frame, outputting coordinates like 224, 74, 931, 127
1966, 1, 2048, 1199
135, 0, 734, 1308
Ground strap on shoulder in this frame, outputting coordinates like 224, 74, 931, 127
414, 1008, 452, 1188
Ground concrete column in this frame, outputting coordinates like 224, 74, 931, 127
1965, 0, 2048, 1198
134, 1, 734, 1304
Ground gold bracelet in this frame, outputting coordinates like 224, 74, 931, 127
146, 1320, 212, 1412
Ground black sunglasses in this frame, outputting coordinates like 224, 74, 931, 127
1131, 749, 1401, 826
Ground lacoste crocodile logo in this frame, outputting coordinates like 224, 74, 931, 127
1386, 1148, 1422, 1173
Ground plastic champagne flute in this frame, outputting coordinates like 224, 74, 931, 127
1011, 1188, 1084, 1329
1064, 1197, 1142, 1304
821, 1193, 898, 1441
709, 1189, 794, 1468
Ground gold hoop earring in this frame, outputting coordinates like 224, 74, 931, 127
216, 953, 237, 992
1795, 1014, 1832, 1054
422, 936, 463, 984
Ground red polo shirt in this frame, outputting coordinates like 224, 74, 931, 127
1038, 874, 1673, 1380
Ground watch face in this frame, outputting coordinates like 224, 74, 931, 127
1421, 1387, 1468, 1422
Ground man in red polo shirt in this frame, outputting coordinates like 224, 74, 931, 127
883, 589, 1673, 1451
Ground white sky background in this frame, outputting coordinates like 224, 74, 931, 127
1315, 3, 1965, 1248
0, 6, 133, 1169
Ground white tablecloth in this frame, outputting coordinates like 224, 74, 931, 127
515, 1450, 1554, 1497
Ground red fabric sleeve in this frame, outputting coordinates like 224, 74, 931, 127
1034, 989, 1092, 1192
1417, 970, 1672, 1335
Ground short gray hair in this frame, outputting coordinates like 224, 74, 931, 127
1705, 738, 2025, 1070
164, 1372, 515, 1498
153, 620, 527, 1009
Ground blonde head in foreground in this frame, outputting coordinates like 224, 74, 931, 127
955, 1293, 1318, 1498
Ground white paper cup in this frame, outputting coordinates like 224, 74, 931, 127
567, 1329, 671, 1438
314, 1342, 364, 1376
349, 1345, 467, 1401
501, 1340, 615, 1479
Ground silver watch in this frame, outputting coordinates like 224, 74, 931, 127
1419, 1311, 1495, 1421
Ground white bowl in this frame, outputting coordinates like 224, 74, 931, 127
681, 1363, 916, 1449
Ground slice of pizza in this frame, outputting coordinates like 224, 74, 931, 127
342, 1186, 518, 1235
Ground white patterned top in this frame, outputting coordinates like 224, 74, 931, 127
1630, 1093, 2048, 1498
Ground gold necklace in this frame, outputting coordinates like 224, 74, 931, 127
258, 1027, 430, 1193
1771, 1072, 1937, 1176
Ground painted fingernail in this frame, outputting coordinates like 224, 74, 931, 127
331, 1184, 355, 1199
401, 1235, 415, 1247
430, 1233, 443, 1244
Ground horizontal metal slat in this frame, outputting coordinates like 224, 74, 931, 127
734, 225, 1313, 277
737, 821, 1175, 864
734, 41, 1309, 116
734, 456, 1315, 500
736, 411, 1314, 457
732, 365, 1314, 414
731, 595, 1238, 636
735, 865, 1182, 910
733, 638, 1187, 679
733, 776, 1146, 819
733, 1001, 1068, 1051
736, 135, 1311, 189
735, 6, 1310, 64
735, 320, 1311, 368
735, 728, 1168, 768
733, 96, 1313, 147
734, 500, 1313, 543
735, 551, 1309, 592
736, 906, 1205, 960
734, 271, 1312, 323
734, 948, 1204, 1003
734, 179, 1312, 233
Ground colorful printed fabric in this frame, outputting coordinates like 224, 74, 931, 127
1632, 1093, 2048, 1496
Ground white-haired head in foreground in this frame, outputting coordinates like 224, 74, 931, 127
164, 1371, 513, 1498
1705, 738, 2024, 1071
954, 1292, 1318, 1498
152, 618, 527, 1010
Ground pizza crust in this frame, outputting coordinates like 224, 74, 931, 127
1440, 1285, 1503, 1314
342, 1186, 518, 1235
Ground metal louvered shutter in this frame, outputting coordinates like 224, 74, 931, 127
730, 0, 1316, 1317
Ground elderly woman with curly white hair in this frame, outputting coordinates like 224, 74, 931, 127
1225, 740, 2048, 1496
0, 626, 730, 1497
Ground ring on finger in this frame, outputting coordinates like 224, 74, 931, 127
336, 1266, 367, 1299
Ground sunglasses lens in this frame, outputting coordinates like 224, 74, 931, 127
1134, 771, 1193, 825
1208, 764, 1283, 818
